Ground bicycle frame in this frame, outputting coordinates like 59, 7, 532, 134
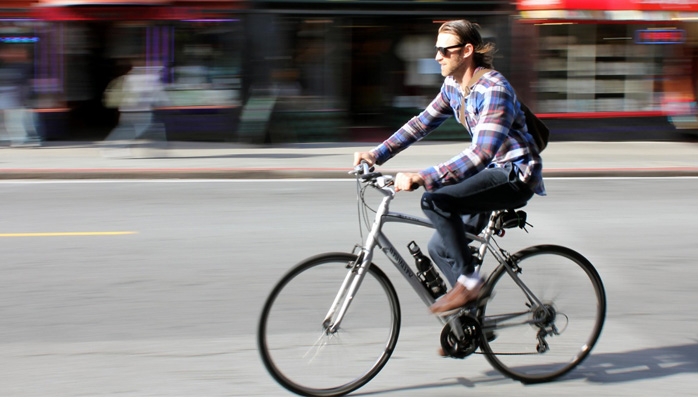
323, 177, 546, 339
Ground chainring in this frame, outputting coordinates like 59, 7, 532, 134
440, 314, 481, 358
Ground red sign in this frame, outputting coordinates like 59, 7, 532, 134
37, 0, 169, 4
33, 6, 199, 20
635, 28, 686, 43
518, 0, 698, 11
31, 0, 245, 20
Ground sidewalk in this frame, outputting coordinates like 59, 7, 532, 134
1, 140, 697, 179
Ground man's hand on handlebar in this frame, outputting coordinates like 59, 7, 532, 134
395, 172, 424, 192
353, 152, 376, 167
352, 152, 423, 191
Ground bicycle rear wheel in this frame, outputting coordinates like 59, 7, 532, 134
257, 252, 401, 396
479, 245, 606, 383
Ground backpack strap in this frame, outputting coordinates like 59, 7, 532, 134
463, 68, 492, 96
459, 68, 492, 130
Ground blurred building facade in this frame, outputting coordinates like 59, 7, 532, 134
517, 0, 698, 124
1, 0, 697, 142
1, 0, 244, 141
240, 0, 518, 142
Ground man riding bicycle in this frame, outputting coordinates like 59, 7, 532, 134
353, 19, 545, 316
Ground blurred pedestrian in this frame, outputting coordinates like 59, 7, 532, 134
101, 59, 168, 158
0, 46, 41, 147
353, 20, 545, 322
662, 57, 698, 129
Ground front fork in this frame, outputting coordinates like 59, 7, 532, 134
322, 249, 373, 334
323, 189, 391, 333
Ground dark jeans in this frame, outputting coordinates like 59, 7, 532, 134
420, 163, 534, 286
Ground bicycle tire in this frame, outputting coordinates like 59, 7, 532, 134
478, 245, 606, 383
257, 252, 401, 396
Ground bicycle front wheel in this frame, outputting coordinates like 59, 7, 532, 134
479, 245, 606, 383
257, 252, 401, 396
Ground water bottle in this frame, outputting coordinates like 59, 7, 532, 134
408, 241, 446, 299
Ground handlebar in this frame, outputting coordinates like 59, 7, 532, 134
350, 162, 419, 191
350, 162, 394, 188
351, 161, 373, 176
350, 161, 376, 179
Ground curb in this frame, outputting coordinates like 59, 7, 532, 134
1, 167, 698, 179
543, 167, 698, 177
0, 168, 351, 180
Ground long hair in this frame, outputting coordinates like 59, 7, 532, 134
438, 20, 496, 69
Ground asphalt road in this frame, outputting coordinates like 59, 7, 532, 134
0, 178, 697, 396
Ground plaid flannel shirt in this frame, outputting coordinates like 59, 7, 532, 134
370, 68, 545, 195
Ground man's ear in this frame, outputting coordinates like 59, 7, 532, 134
463, 43, 474, 59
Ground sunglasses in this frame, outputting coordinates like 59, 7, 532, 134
435, 43, 465, 57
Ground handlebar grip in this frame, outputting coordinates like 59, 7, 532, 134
410, 183, 420, 191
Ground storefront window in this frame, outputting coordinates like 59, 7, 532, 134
0, 19, 39, 105
536, 23, 691, 114
169, 19, 242, 107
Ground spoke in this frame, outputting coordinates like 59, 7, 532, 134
303, 330, 333, 363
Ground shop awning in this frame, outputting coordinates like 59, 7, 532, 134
517, 0, 698, 20
0, 0, 37, 18
251, 0, 515, 16
30, 0, 245, 20
36, 0, 169, 4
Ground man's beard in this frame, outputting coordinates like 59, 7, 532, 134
442, 56, 468, 77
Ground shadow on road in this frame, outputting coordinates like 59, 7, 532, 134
357, 341, 698, 396
562, 341, 698, 383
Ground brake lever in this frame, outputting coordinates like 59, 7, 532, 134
350, 161, 375, 176
361, 172, 382, 182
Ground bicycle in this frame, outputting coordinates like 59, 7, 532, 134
257, 163, 606, 397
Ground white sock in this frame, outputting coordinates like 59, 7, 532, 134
457, 274, 482, 290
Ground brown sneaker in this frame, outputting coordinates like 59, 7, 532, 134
429, 281, 482, 314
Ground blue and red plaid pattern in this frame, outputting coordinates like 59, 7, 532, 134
370, 68, 545, 195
